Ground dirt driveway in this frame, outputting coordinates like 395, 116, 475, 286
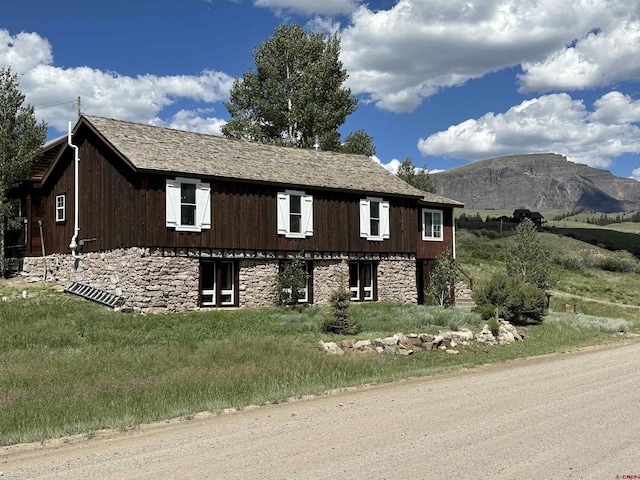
2, 341, 640, 479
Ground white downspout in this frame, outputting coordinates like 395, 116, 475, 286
68, 121, 80, 259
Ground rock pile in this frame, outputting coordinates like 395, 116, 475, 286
318, 321, 524, 355
475, 320, 524, 345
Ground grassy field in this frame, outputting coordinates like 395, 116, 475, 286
2, 227, 640, 445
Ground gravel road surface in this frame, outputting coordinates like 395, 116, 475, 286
2, 342, 640, 479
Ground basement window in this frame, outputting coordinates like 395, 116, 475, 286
349, 261, 376, 301
201, 260, 237, 307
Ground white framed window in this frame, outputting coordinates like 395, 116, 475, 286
277, 190, 313, 238
422, 208, 443, 241
166, 177, 211, 232
359, 197, 389, 241
349, 262, 376, 301
55, 194, 66, 223
201, 260, 236, 307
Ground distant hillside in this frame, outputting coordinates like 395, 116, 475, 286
430, 154, 640, 213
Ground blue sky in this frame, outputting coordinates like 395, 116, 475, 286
3, 0, 640, 180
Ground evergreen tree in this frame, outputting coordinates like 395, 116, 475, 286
222, 23, 361, 152
0, 67, 47, 276
396, 156, 436, 193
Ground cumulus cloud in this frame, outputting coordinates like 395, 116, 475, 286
150, 109, 227, 136
519, 19, 640, 92
417, 92, 640, 169
633, 168, 640, 181
253, 0, 360, 16
339, 0, 639, 112
0, 29, 233, 136
0, 30, 53, 74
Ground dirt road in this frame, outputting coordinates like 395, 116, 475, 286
3, 342, 640, 479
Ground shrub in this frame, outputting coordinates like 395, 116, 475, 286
473, 273, 547, 325
472, 304, 497, 322
428, 249, 458, 308
275, 254, 308, 306
596, 255, 640, 273
322, 286, 358, 335
487, 317, 500, 337
552, 253, 584, 271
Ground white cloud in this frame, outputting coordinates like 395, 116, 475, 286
0, 30, 233, 135
633, 168, 640, 181
591, 91, 640, 125
417, 92, 640, 169
253, 0, 360, 16
339, 0, 640, 112
519, 19, 640, 92
0, 29, 52, 74
150, 109, 227, 136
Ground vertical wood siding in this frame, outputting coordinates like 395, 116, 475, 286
23, 127, 456, 259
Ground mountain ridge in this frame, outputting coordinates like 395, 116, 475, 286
430, 153, 640, 213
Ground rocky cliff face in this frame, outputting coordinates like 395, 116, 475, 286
430, 153, 640, 213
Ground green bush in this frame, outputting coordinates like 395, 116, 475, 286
473, 273, 548, 325
552, 253, 584, 271
472, 304, 496, 322
487, 317, 501, 337
322, 287, 358, 335
596, 255, 640, 273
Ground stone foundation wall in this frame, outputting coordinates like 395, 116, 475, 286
377, 259, 417, 304
238, 260, 279, 308
22, 248, 200, 312
21, 249, 419, 312
312, 259, 349, 304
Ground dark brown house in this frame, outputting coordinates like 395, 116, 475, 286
12, 115, 463, 311
513, 209, 545, 228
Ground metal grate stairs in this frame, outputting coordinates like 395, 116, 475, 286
64, 282, 126, 308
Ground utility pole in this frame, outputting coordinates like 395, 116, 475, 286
77, 96, 81, 119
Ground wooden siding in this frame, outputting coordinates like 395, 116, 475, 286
22, 127, 424, 257
416, 206, 456, 260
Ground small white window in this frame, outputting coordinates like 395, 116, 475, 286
359, 197, 389, 241
166, 178, 211, 232
422, 208, 443, 241
277, 190, 313, 238
55, 195, 66, 223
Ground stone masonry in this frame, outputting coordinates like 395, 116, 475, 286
20, 248, 420, 312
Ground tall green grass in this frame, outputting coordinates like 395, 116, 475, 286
1, 284, 635, 446
4, 223, 640, 448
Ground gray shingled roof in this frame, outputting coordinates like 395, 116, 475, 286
82, 115, 456, 200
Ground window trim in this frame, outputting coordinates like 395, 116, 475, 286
422, 208, 444, 241
55, 194, 66, 223
349, 261, 377, 302
166, 177, 211, 232
200, 260, 237, 307
277, 189, 313, 239
359, 197, 389, 241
